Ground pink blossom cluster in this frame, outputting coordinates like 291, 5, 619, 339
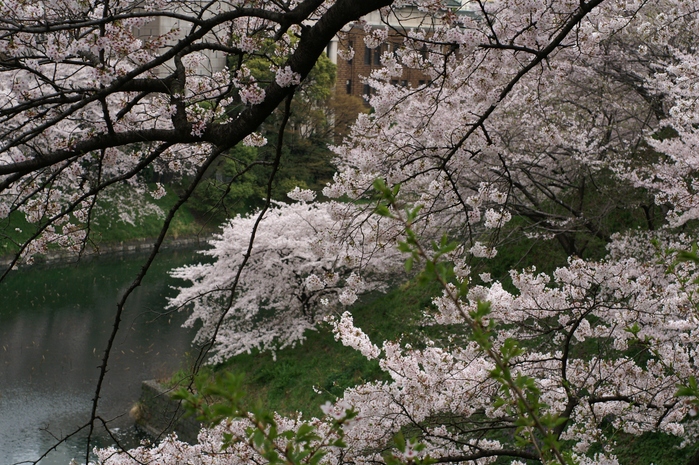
274, 66, 302, 88
168, 201, 403, 362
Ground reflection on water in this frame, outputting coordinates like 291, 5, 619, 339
0, 249, 205, 465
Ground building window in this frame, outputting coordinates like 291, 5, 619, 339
364, 46, 372, 65
418, 80, 426, 87
346, 79, 352, 94
391, 79, 398, 86
374, 45, 382, 65
420, 44, 428, 60
401, 80, 408, 87
363, 83, 371, 100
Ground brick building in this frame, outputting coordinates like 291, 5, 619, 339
326, 2, 467, 102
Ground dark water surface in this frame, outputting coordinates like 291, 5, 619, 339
0, 249, 204, 465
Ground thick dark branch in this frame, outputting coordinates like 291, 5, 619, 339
0, 129, 199, 176
0, 0, 393, 178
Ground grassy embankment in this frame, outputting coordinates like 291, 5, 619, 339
0, 187, 211, 258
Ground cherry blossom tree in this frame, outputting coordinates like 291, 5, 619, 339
169, 195, 403, 363
309, 3, 699, 461
3, 0, 699, 464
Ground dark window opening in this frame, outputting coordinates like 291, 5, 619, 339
374, 45, 382, 65
346, 79, 352, 94
420, 44, 428, 59
364, 46, 371, 65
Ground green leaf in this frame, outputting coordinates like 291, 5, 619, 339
677, 376, 699, 397
424, 260, 435, 276
375, 204, 393, 218
397, 241, 412, 253
624, 323, 640, 336
251, 429, 265, 448
309, 451, 327, 465
405, 257, 414, 272
457, 279, 469, 298
296, 423, 313, 436
373, 178, 388, 194
406, 204, 423, 222
393, 431, 406, 452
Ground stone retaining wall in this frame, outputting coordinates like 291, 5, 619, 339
0, 235, 211, 268
135, 379, 203, 444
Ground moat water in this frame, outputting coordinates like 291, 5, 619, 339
0, 249, 205, 465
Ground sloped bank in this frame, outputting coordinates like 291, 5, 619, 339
0, 235, 212, 268
134, 380, 202, 444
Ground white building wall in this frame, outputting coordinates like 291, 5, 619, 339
133, 7, 228, 76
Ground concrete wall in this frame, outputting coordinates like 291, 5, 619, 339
135, 379, 203, 444
133, 5, 228, 76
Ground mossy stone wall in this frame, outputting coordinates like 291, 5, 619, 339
136, 379, 202, 444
